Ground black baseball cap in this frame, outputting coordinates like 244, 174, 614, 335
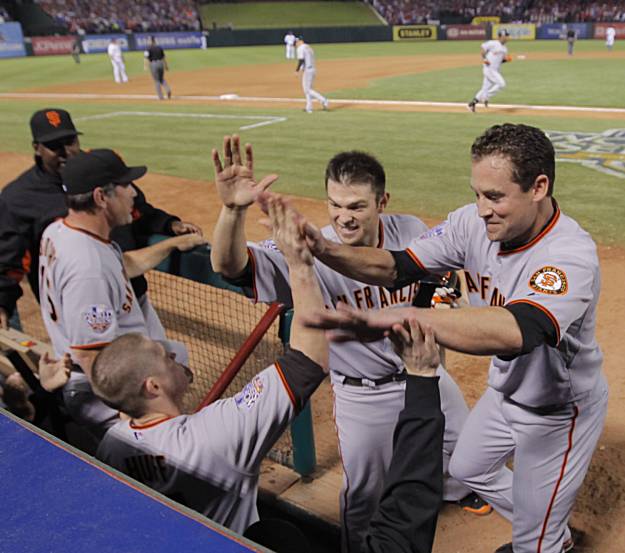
61, 149, 147, 195
30, 108, 82, 143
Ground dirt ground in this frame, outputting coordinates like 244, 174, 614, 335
1, 148, 624, 551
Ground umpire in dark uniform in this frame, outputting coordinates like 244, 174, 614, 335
144, 36, 172, 100
0, 108, 201, 330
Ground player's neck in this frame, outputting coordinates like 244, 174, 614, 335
64, 210, 113, 241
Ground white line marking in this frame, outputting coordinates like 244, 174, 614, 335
2, 91, 625, 114
73, 110, 287, 130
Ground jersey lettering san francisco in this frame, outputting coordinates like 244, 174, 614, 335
404, 202, 602, 407
248, 214, 428, 379
39, 219, 146, 357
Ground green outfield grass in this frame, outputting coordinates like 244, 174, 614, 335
1, 39, 624, 246
199, 1, 382, 29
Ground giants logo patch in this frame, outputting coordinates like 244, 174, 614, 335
529, 267, 568, 295
46, 110, 61, 127
82, 304, 113, 333
235, 375, 265, 409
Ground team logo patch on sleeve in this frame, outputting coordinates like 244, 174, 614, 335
419, 222, 447, 240
529, 267, 568, 295
82, 304, 114, 333
235, 375, 265, 409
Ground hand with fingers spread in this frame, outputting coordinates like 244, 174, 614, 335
389, 319, 440, 377
38, 352, 72, 392
212, 135, 278, 210
266, 195, 313, 267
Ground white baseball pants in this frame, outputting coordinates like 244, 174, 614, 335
475, 66, 505, 103
332, 365, 471, 553
449, 375, 608, 553
285, 44, 295, 59
302, 69, 327, 112
111, 59, 128, 83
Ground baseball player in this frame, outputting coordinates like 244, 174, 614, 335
144, 36, 172, 100
94, 197, 330, 535
295, 37, 329, 113
210, 136, 490, 553
0, 108, 202, 334
284, 30, 296, 59
606, 26, 616, 51
301, 124, 608, 553
565, 28, 576, 56
107, 38, 128, 84
39, 149, 206, 435
467, 29, 511, 113
71, 36, 81, 64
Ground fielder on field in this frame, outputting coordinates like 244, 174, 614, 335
284, 30, 296, 59
468, 29, 511, 113
107, 38, 128, 84
300, 123, 607, 553
295, 37, 329, 113
210, 136, 491, 553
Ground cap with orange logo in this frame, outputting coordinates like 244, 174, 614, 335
30, 108, 83, 143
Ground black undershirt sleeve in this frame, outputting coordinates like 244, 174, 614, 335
389, 250, 429, 290
275, 348, 326, 414
295, 59, 304, 71
503, 302, 559, 359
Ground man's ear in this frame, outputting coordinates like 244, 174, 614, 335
142, 376, 161, 398
532, 174, 550, 202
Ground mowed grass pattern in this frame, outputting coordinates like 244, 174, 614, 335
0, 40, 624, 245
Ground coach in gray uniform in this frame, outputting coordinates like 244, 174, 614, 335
301, 123, 607, 553
39, 149, 206, 435
144, 36, 172, 100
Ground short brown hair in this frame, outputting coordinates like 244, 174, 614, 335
324, 151, 386, 201
91, 333, 162, 418
471, 124, 555, 195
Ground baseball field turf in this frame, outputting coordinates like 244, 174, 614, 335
0, 39, 624, 245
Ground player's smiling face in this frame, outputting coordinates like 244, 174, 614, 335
471, 155, 546, 246
326, 180, 388, 247
34, 137, 80, 176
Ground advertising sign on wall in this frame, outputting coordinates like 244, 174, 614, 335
82, 34, 128, 54
537, 23, 592, 40
492, 23, 536, 40
0, 22, 26, 58
135, 32, 203, 50
393, 25, 438, 41
32, 35, 76, 56
445, 24, 487, 41
594, 22, 625, 39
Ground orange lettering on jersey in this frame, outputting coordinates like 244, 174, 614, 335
334, 294, 348, 307
399, 286, 408, 303
353, 289, 364, 309
390, 290, 400, 305
379, 288, 389, 308
465, 271, 479, 293
480, 275, 490, 301
363, 286, 375, 309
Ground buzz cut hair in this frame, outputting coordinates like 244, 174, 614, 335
91, 333, 163, 418
471, 123, 555, 195
324, 151, 386, 201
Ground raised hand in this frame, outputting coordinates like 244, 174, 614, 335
38, 352, 72, 392
266, 195, 313, 266
212, 135, 278, 209
388, 319, 440, 377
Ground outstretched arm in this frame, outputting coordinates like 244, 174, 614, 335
210, 135, 278, 277
123, 233, 207, 278
365, 321, 443, 553
268, 196, 327, 371
305, 302, 523, 356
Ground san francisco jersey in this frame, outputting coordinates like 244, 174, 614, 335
39, 219, 146, 358
481, 39, 508, 71
97, 355, 322, 534
249, 214, 428, 379
404, 202, 603, 407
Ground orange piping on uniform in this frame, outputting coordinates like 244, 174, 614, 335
507, 299, 561, 345
405, 248, 427, 271
274, 361, 296, 408
63, 219, 111, 244
71, 342, 111, 351
499, 204, 560, 256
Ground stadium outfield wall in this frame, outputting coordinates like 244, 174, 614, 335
0, 21, 602, 58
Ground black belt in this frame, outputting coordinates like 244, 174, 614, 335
342, 370, 407, 387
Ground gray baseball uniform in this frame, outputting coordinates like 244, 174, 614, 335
296, 43, 328, 113
475, 39, 508, 104
97, 349, 326, 534
400, 202, 608, 553
39, 219, 185, 434
241, 214, 471, 552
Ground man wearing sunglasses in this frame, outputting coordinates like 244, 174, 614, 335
0, 108, 201, 333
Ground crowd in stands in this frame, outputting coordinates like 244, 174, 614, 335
0, 5, 12, 22
36, 0, 200, 33
368, 0, 625, 25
